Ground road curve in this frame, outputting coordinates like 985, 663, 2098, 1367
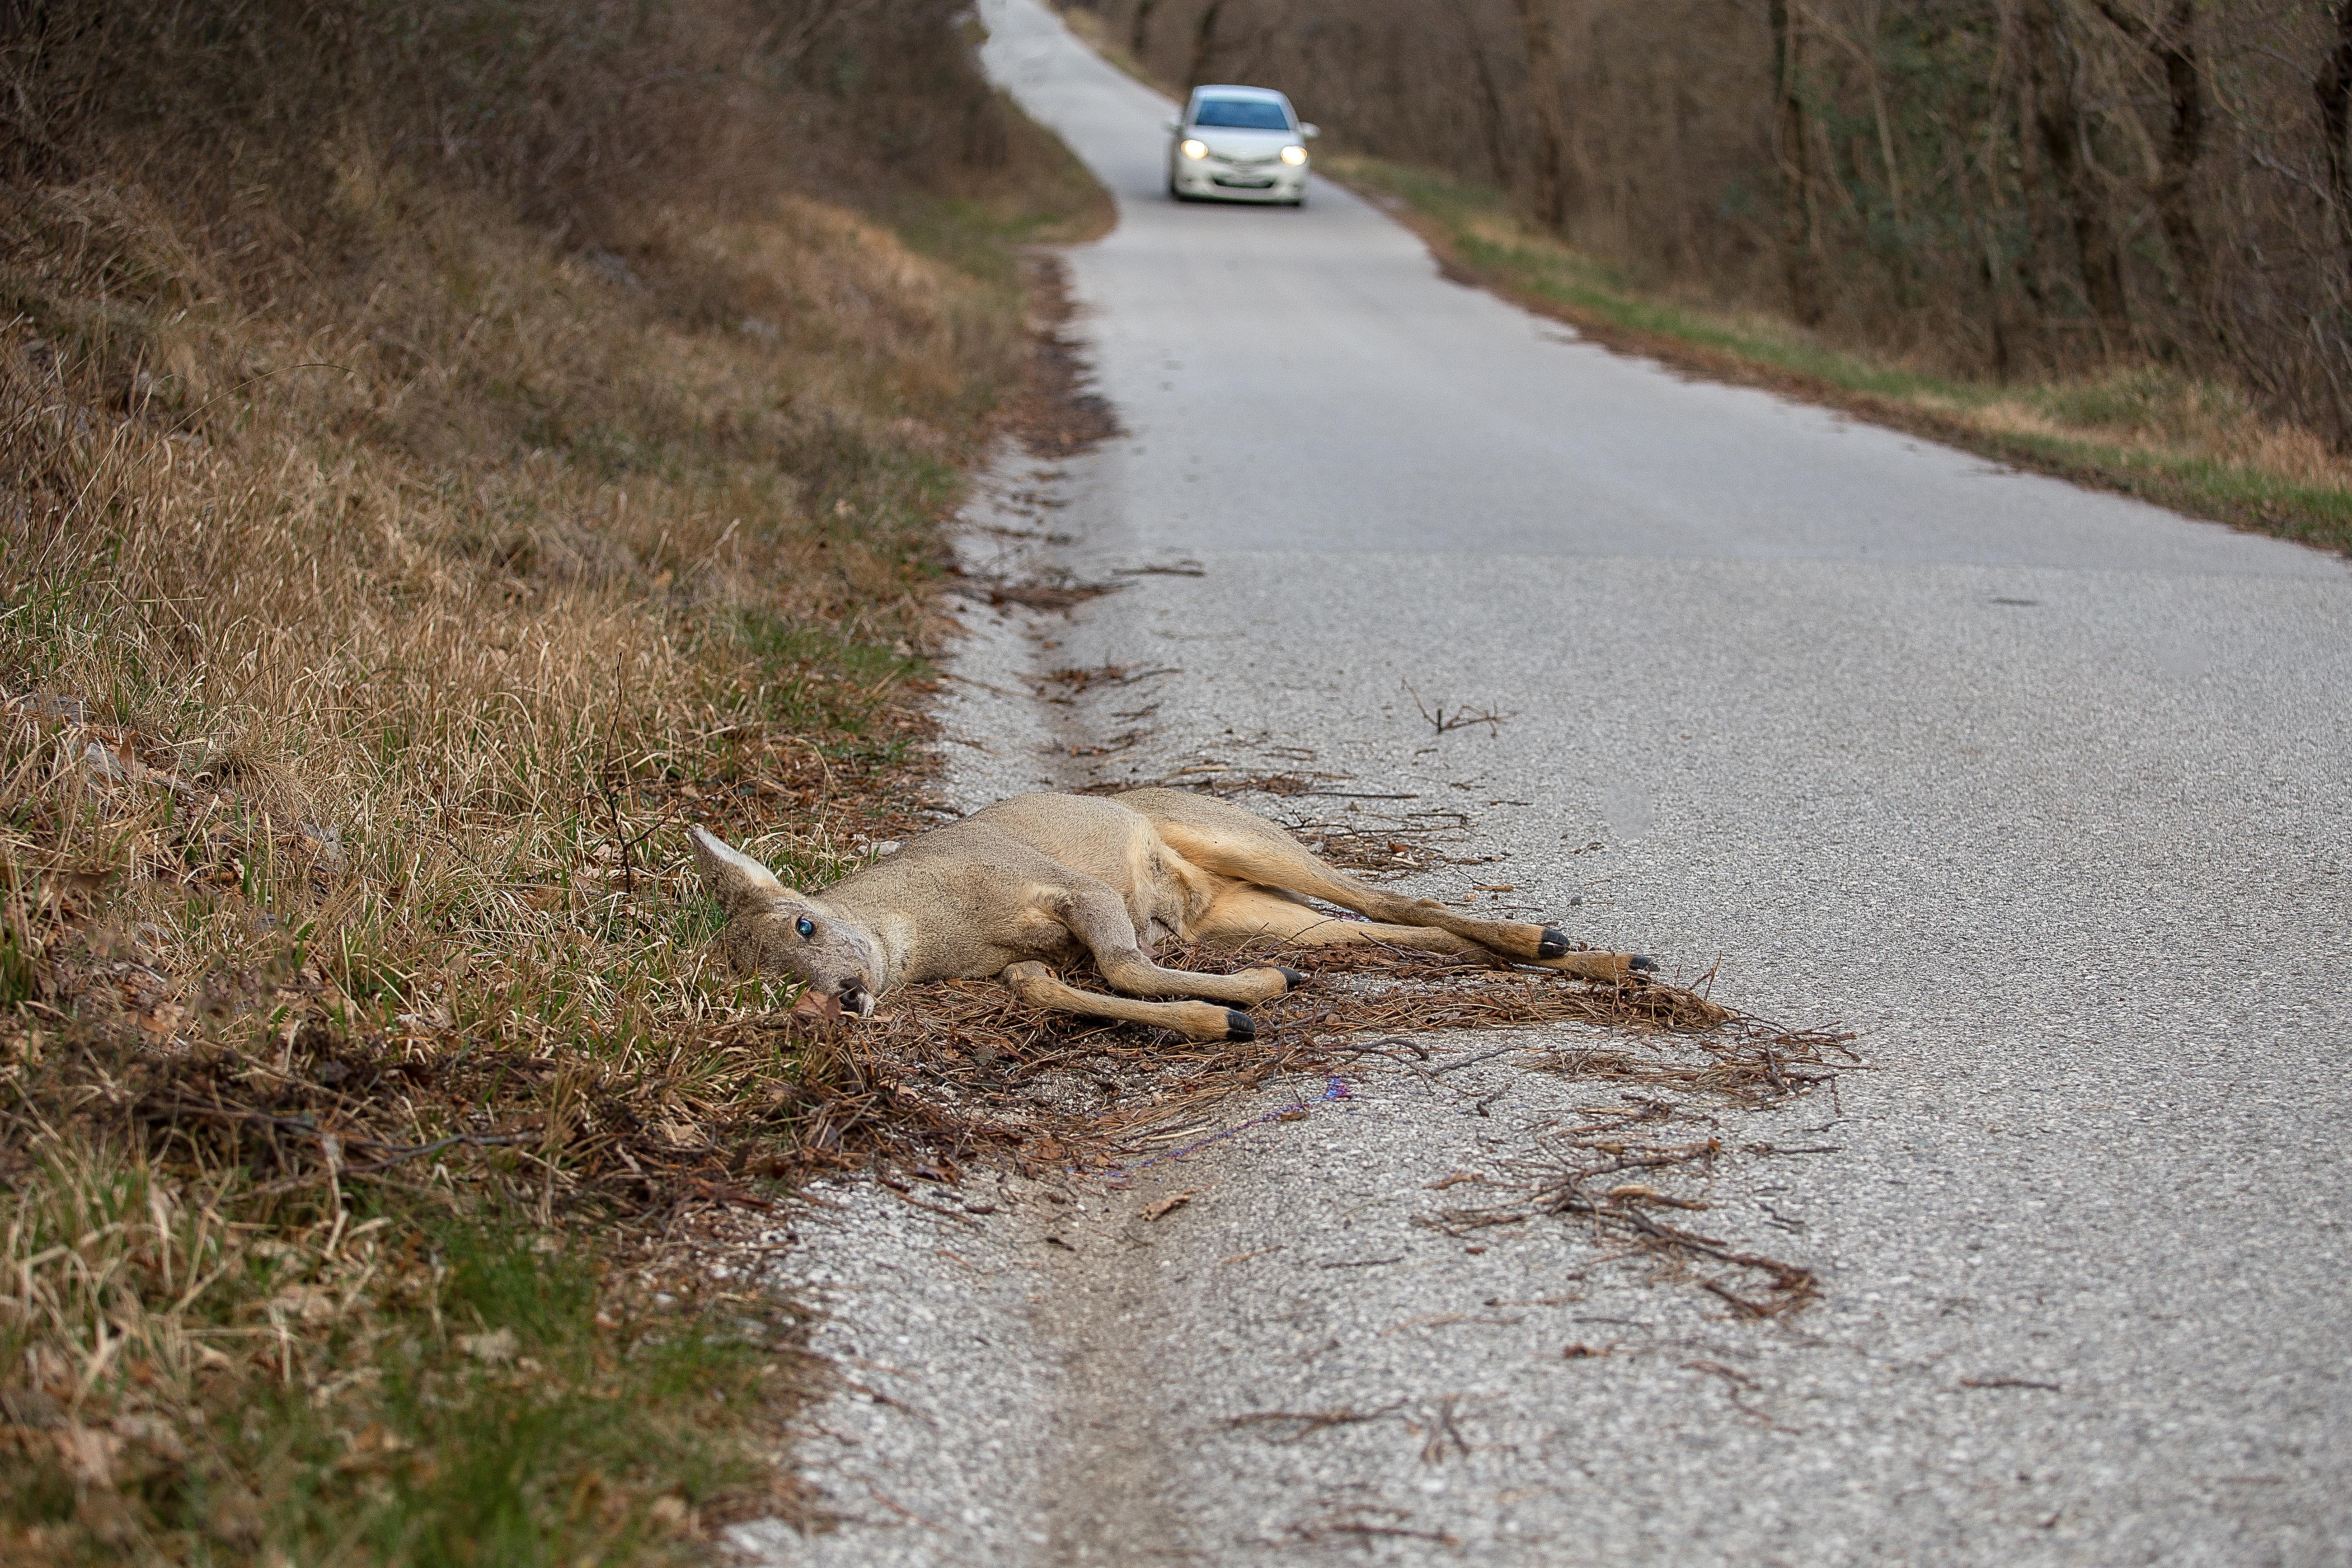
734, 4, 2352, 1563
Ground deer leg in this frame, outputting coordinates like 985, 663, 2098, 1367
1003, 961, 1258, 1042
1192, 885, 1643, 976
1050, 883, 1300, 1005
1144, 801, 1650, 978
1194, 883, 1481, 953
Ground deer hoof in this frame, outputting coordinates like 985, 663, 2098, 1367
1224, 1009, 1256, 1042
1629, 954, 1657, 972
1277, 967, 1305, 991
1537, 928, 1570, 959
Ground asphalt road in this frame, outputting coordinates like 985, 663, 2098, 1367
731, 4, 2352, 1563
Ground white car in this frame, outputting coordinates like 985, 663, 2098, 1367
1165, 85, 1318, 207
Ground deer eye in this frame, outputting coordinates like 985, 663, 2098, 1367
795, 916, 815, 940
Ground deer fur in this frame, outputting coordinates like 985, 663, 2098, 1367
689, 787, 1650, 1042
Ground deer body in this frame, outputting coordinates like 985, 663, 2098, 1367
691, 788, 1648, 1042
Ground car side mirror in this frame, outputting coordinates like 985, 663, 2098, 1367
1164, 117, 1181, 134
1301, 123, 1321, 139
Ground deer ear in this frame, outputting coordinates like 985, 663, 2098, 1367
689, 825, 792, 918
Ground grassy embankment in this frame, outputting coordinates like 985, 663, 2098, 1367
1324, 154, 2352, 556
1056, 6, 1165, 94
0, 2, 1108, 1561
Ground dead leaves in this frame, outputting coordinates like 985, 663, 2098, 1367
1139, 1186, 1206, 1221
1420, 1132, 1822, 1317
792, 990, 845, 1023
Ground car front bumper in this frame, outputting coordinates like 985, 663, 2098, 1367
1174, 160, 1306, 201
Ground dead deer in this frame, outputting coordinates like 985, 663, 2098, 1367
689, 788, 1651, 1042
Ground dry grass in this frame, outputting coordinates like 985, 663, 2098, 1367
0, 0, 1114, 1558
0, 169, 994, 1030
0, 1128, 816, 1563
1945, 371, 2352, 488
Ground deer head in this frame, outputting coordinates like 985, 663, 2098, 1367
687, 826, 881, 1017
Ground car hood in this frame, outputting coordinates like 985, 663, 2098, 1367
1186, 128, 1298, 158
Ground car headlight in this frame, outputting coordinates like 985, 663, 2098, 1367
1180, 139, 1208, 160
1280, 145, 1308, 166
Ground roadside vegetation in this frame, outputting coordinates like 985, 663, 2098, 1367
0, 1, 1107, 1560
1064, 0, 2352, 554
1329, 154, 2352, 552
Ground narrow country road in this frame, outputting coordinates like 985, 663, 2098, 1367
728, 4, 2352, 1563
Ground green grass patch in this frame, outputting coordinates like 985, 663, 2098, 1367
888, 90, 1117, 290
727, 608, 932, 753
0, 1152, 785, 1566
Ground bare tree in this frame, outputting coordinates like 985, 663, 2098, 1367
1512, 0, 1572, 229
1187, 0, 1228, 88
2318, 0, 2352, 267
1459, 4, 1514, 188
1769, 0, 1825, 323
2023, 0, 2131, 349
1101, 0, 2352, 444
2095, 0, 2215, 331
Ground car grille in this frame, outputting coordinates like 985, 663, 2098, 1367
1218, 151, 1282, 167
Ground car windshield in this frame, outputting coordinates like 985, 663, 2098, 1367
1192, 98, 1291, 131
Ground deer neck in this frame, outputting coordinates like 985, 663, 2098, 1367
865, 910, 918, 994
